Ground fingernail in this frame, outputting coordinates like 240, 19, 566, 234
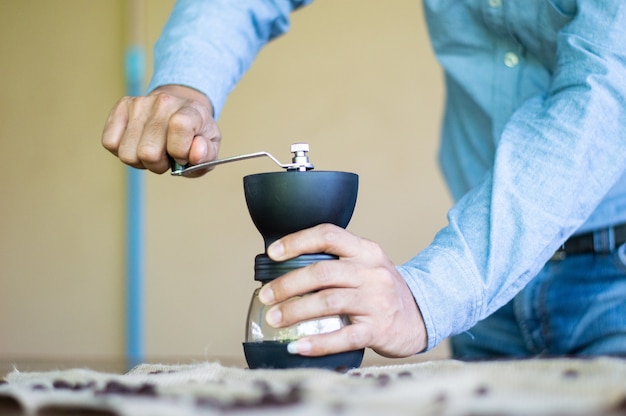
287, 340, 312, 355
265, 307, 281, 327
267, 241, 284, 259
259, 286, 275, 304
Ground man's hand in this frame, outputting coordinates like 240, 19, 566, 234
259, 224, 427, 358
101, 85, 221, 177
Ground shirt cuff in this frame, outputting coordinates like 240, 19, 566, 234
397, 243, 483, 352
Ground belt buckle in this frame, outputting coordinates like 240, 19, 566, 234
593, 226, 616, 254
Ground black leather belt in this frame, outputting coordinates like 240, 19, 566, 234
552, 223, 626, 260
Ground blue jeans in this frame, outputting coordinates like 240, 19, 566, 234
451, 244, 626, 359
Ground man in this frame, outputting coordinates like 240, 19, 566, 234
102, 1, 626, 359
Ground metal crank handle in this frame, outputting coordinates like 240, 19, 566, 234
170, 143, 314, 177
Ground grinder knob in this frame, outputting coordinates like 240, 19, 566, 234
290, 142, 312, 172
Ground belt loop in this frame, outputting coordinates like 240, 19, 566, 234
593, 226, 615, 254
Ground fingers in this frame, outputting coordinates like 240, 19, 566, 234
287, 324, 372, 356
260, 258, 361, 307
118, 95, 160, 170
169, 108, 222, 178
265, 287, 360, 328
102, 97, 131, 157
267, 224, 364, 261
262, 225, 387, 305
101, 86, 220, 175
274, 279, 425, 358
263, 287, 375, 357
165, 101, 211, 164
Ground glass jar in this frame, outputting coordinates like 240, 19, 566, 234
242, 254, 364, 369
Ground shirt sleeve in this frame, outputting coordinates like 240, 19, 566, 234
399, 2, 626, 351
146, 0, 312, 119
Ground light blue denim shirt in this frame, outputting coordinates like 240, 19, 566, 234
148, 0, 626, 351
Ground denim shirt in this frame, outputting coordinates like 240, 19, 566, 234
148, 0, 626, 351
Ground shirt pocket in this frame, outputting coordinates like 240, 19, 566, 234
534, 0, 577, 66
546, 0, 577, 17
543, 0, 577, 32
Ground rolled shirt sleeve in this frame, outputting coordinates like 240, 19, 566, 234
402, 1, 626, 351
147, 0, 312, 119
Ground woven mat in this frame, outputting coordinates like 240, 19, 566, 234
2, 358, 626, 415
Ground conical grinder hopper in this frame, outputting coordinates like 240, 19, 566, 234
243, 170, 358, 249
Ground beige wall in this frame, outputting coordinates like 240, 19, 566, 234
0, 0, 450, 367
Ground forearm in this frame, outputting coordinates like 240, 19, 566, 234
147, 0, 313, 119
401, 2, 626, 351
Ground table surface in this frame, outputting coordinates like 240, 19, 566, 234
3, 356, 626, 416
1, 348, 450, 378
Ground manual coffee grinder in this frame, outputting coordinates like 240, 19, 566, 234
172, 143, 364, 369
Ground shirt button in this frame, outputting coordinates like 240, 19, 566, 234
488, 0, 502, 7
504, 52, 519, 67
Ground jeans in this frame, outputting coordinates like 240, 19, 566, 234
451, 244, 626, 359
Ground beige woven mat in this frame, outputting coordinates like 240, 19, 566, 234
2, 358, 626, 415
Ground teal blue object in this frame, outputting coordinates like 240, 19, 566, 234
125, 44, 145, 370
125, 45, 145, 96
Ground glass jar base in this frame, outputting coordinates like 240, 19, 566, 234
243, 341, 364, 370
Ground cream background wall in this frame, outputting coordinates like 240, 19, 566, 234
0, 0, 450, 366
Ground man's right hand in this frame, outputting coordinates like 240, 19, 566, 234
101, 85, 221, 177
